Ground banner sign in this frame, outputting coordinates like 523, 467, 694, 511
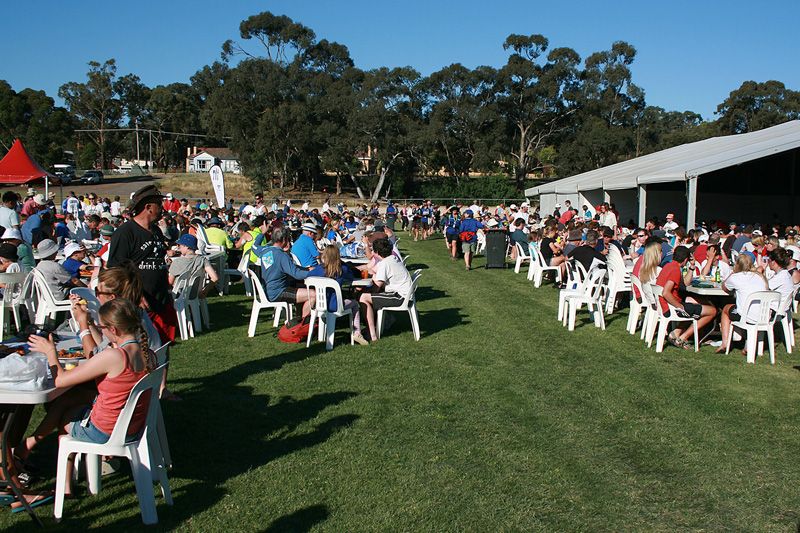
209, 164, 225, 209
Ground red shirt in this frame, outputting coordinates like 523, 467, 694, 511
693, 243, 708, 263
655, 261, 683, 313
559, 210, 574, 225
163, 199, 181, 212
632, 255, 643, 299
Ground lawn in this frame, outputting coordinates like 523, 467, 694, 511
4, 236, 800, 531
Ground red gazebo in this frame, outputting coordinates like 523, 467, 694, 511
0, 139, 53, 185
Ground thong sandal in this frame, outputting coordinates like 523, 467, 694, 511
10, 493, 53, 514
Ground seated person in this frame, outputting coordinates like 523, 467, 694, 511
254, 227, 315, 316
3, 228, 34, 271
26, 298, 156, 497
568, 229, 606, 272
359, 238, 413, 341
716, 252, 770, 353
168, 234, 219, 294
0, 243, 21, 274
61, 241, 91, 279
33, 238, 84, 298
655, 246, 716, 349
309, 245, 368, 345
509, 219, 528, 262
563, 229, 583, 256
291, 222, 321, 267
539, 225, 567, 281
204, 217, 234, 253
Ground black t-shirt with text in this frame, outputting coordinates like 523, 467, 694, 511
107, 220, 171, 311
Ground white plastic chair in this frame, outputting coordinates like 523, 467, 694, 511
627, 275, 647, 335
725, 290, 782, 364
651, 285, 699, 353
223, 253, 250, 296
777, 286, 798, 353
0, 272, 27, 341
247, 269, 292, 336
29, 269, 73, 326
605, 247, 632, 313
557, 260, 585, 323
54, 365, 172, 525
304, 277, 354, 351
476, 231, 486, 255
529, 247, 562, 288
69, 287, 101, 325
513, 242, 532, 274
376, 270, 422, 341
171, 272, 196, 340
563, 268, 606, 331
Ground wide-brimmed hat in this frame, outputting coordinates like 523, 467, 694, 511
785, 245, 800, 262
34, 239, 58, 259
166, 192, 174, 200
176, 234, 198, 250
128, 184, 164, 212
2, 228, 22, 241
301, 222, 318, 233
99, 224, 115, 237
63, 242, 84, 258
33, 193, 46, 206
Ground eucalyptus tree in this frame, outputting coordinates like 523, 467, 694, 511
716, 80, 800, 134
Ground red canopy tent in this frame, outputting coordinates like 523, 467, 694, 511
0, 139, 53, 185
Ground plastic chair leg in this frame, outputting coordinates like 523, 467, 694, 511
376, 310, 384, 339
746, 330, 757, 364
248, 304, 261, 337
692, 322, 699, 352
325, 313, 336, 351
156, 405, 172, 470
128, 447, 158, 525
767, 328, 776, 364
86, 453, 101, 495
409, 306, 421, 341
655, 320, 668, 353
568, 302, 577, 332
306, 313, 316, 347
54, 449, 72, 520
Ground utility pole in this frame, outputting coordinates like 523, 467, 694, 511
148, 129, 152, 173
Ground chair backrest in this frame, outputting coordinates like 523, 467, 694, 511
105, 364, 166, 448
247, 269, 270, 305
629, 274, 644, 305
515, 242, 530, 259
171, 270, 192, 298
153, 342, 170, 366
583, 268, 606, 298
186, 272, 205, 300
534, 246, 549, 268
564, 260, 580, 290
290, 252, 302, 266
403, 271, 422, 306
235, 252, 250, 273
69, 287, 101, 323
0, 272, 28, 305
574, 260, 588, 281
741, 290, 782, 325
304, 276, 345, 315
31, 268, 65, 305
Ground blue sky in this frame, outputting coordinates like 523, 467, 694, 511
4, 0, 798, 120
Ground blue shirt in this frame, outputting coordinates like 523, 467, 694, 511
290, 234, 320, 267
21, 208, 48, 244
444, 215, 460, 235
62, 257, 84, 278
308, 263, 354, 312
254, 245, 311, 301
457, 218, 483, 243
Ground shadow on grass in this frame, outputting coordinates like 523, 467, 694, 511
379, 307, 468, 340
262, 504, 329, 532
24, 345, 357, 530
415, 286, 447, 302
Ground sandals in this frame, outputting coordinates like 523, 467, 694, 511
668, 333, 691, 350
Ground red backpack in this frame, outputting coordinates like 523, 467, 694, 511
277, 316, 311, 343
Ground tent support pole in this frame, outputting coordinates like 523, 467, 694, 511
790, 149, 797, 223
637, 185, 647, 227
686, 176, 697, 229
603, 190, 611, 205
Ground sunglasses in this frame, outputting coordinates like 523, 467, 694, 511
94, 287, 114, 297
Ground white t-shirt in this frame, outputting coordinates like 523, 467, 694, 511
0, 206, 19, 230
322, 202, 330, 213
66, 197, 81, 216
110, 201, 121, 216
768, 269, 795, 312
724, 271, 768, 321
374, 256, 412, 298
700, 259, 732, 280
301, 202, 310, 211
85, 203, 103, 217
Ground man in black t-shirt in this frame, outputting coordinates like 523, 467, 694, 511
568, 229, 607, 272
108, 184, 177, 344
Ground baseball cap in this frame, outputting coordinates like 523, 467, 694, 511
301, 222, 318, 233
63, 242, 84, 258
176, 234, 198, 250
99, 224, 115, 236
567, 229, 582, 241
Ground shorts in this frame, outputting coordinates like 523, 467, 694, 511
446, 233, 459, 244
276, 287, 299, 303
729, 306, 774, 323
421, 222, 430, 230
68, 407, 110, 444
372, 292, 405, 311
462, 242, 477, 254
684, 302, 703, 317
148, 300, 178, 344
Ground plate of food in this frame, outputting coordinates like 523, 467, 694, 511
58, 348, 85, 362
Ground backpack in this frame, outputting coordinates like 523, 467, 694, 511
277, 315, 311, 344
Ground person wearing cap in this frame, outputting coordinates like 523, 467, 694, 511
444, 206, 461, 260
20, 194, 50, 244
62, 242, 92, 279
21, 191, 42, 217
291, 222, 320, 267
457, 209, 484, 271
563, 228, 583, 256
204, 217, 233, 252
163, 193, 181, 213
2, 228, 34, 271
167, 234, 219, 290
34, 239, 84, 298
108, 184, 178, 344
0, 191, 20, 231
94, 224, 115, 264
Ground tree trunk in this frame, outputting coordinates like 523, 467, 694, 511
336, 173, 342, 195
371, 168, 389, 203
348, 171, 366, 199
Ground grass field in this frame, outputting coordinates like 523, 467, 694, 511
4, 236, 800, 531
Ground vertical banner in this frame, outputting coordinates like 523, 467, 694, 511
209, 164, 225, 208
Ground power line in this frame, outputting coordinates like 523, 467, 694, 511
74, 127, 232, 139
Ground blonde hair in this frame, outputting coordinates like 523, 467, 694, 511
98, 298, 155, 372
98, 262, 143, 304
320, 246, 343, 279
750, 235, 765, 248
733, 252, 768, 286
639, 241, 662, 284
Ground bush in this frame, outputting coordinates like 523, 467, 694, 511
415, 175, 519, 200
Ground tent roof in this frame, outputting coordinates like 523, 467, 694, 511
526, 120, 800, 196
0, 139, 53, 184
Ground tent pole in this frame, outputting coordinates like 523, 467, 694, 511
790, 149, 797, 223
603, 190, 611, 205
686, 175, 697, 229
638, 184, 647, 227
44, 177, 49, 201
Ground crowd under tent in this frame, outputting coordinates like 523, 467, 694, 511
525, 120, 800, 229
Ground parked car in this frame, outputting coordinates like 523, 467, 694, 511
80, 170, 104, 184
53, 164, 75, 184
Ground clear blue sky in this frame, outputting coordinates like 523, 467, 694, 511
4, 0, 798, 120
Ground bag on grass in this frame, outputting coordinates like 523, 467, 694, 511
277, 315, 311, 344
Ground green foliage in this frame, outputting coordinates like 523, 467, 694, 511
416, 175, 517, 199
716, 80, 800, 134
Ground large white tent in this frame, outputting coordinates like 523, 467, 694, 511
526, 120, 800, 227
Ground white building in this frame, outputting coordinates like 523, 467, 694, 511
186, 147, 241, 174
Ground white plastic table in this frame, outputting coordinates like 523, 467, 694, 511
351, 279, 373, 288
343, 257, 369, 265
686, 283, 728, 297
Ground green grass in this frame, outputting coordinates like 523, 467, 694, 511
5, 236, 800, 531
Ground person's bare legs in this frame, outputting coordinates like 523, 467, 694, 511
717, 303, 735, 351
359, 292, 378, 340
295, 288, 316, 318
679, 298, 717, 342
16, 388, 94, 461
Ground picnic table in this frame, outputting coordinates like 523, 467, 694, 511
686, 279, 728, 297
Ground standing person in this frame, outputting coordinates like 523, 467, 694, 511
385, 201, 398, 231
444, 207, 461, 260
458, 209, 484, 271
109, 195, 122, 217
107, 184, 180, 400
